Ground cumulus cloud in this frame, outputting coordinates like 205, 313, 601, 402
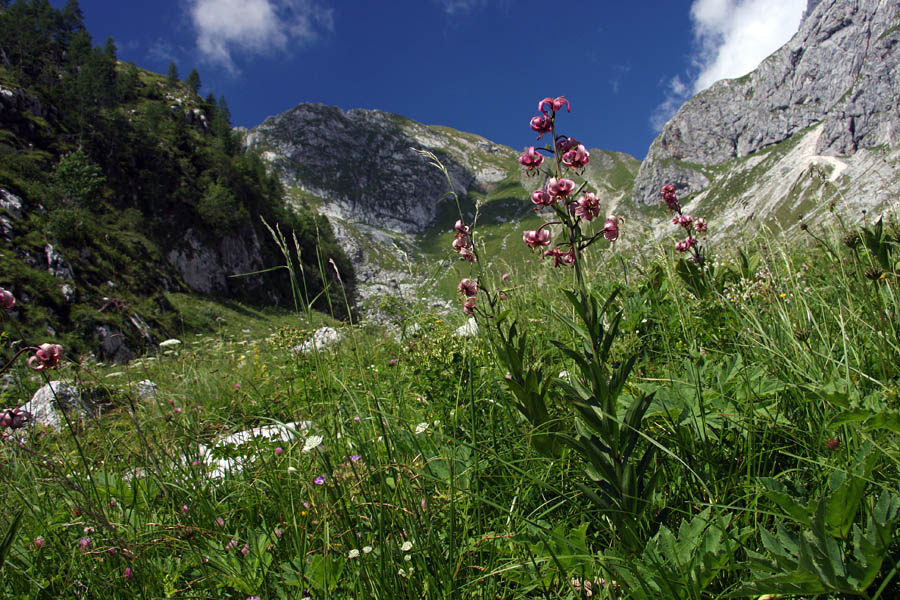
691, 0, 806, 92
189, 0, 333, 72
650, 0, 805, 131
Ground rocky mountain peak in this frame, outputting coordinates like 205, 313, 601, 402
632, 0, 900, 205
246, 102, 500, 234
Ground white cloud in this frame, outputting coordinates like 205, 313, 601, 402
147, 38, 178, 65
650, 0, 805, 131
189, 0, 334, 72
650, 76, 690, 131
433, 0, 514, 16
433, 0, 488, 15
609, 63, 631, 95
669, 74, 687, 97
691, 0, 806, 93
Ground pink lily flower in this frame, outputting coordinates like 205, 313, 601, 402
0, 288, 14, 310
454, 219, 470, 235
547, 177, 575, 199
562, 144, 590, 170
523, 229, 551, 248
531, 189, 553, 207
27, 343, 63, 371
602, 216, 621, 242
458, 278, 478, 297
538, 96, 571, 114
574, 193, 601, 221
529, 114, 552, 138
519, 147, 544, 173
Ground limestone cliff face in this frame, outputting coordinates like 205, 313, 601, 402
632, 0, 900, 204
245, 103, 512, 234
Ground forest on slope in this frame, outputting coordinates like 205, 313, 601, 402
0, 0, 355, 360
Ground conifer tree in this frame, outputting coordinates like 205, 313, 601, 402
185, 67, 201, 94
103, 35, 116, 59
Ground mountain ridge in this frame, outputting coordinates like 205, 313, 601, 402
632, 0, 900, 206
244, 101, 640, 305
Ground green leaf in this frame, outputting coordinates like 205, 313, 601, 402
303, 553, 345, 592
830, 409, 900, 432
825, 469, 866, 539
760, 524, 799, 571
760, 478, 812, 525
0, 509, 23, 571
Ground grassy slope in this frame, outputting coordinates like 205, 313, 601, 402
0, 56, 354, 360
3, 212, 899, 598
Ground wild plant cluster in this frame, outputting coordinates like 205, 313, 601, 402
1, 96, 900, 600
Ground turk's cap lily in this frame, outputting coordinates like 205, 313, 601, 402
538, 96, 570, 114
547, 177, 575, 198
562, 144, 590, 169
458, 278, 478, 297
531, 189, 553, 207
28, 343, 63, 370
529, 114, 553, 138
523, 229, 551, 248
603, 216, 621, 242
519, 146, 544, 170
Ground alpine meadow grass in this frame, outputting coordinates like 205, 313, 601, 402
2, 95, 900, 600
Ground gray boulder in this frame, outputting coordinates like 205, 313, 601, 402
293, 326, 342, 353
20, 381, 86, 430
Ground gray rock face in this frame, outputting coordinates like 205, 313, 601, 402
245, 104, 489, 233
0, 188, 24, 219
95, 325, 135, 363
633, 0, 900, 204
166, 225, 268, 296
0, 84, 54, 137
44, 244, 74, 280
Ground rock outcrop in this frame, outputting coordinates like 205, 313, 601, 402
166, 225, 271, 297
632, 0, 900, 204
246, 104, 504, 233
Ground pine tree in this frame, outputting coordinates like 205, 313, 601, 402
103, 35, 116, 59
167, 60, 178, 82
60, 0, 84, 36
212, 94, 235, 155
185, 67, 201, 94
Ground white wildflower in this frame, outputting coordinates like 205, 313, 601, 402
348, 549, 360, 559
302, 435, 323, 453
415, 422, 429, 435
400, 540, 413, 552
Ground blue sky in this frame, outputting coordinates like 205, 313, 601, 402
59, 0, 806, 159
